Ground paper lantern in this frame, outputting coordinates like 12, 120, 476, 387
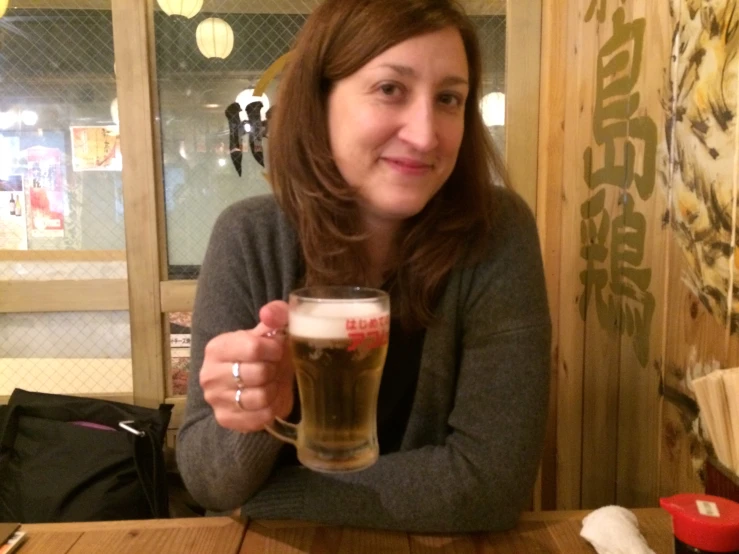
21, 110, 37, 126
481, 92, 505, 127
156, 0, 203, 18
0, 0, 8, 18
196, 18, 234, 59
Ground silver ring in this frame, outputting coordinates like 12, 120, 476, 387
231, 362, 244, 388
235, 388, 245, 410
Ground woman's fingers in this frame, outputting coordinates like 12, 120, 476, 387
200, 300, 294, 433
206, 330, 283, 365
258, 300, 289, 333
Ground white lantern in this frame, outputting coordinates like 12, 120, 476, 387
21, 110, 38, 126
196, 18, 234, 60
156, 0, 203, 18
481, 92, 506, 127
0, 0, 8, 19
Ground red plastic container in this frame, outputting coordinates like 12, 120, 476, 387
660, 494, 739, 553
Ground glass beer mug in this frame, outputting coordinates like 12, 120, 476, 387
266, 286, 390, 472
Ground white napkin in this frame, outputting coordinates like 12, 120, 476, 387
580, 505, 656, 554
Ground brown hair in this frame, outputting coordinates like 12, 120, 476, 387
268, 0, 509, 329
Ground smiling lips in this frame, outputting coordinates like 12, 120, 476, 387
383, 157, 433, 175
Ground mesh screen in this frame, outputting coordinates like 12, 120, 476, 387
0, 310, 132, 396
0, 1, 130, 398
0, 4, 125, 264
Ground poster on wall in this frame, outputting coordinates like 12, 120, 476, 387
21, 146, 65, 238
70, 126, 122, 172
169, 312, 192, 396
0, 175, 28, 249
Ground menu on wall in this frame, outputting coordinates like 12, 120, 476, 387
70, 126, 122, 172
0, 174, 28, 250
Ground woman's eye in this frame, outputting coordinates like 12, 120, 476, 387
379, 83, 400, 96
439, 93, 463, 107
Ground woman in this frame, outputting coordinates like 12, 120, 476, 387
177, 0, 551, 533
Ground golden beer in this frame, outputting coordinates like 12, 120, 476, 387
290, 336, 388, 472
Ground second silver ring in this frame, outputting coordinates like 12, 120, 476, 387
235, 388, 245, 410
231, 361, 244, 389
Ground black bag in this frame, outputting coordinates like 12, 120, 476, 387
0, 389, 173, 523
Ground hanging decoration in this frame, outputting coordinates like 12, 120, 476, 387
224, 53, 288, 177
156, 0, 203, 18
196, 18, 234, 59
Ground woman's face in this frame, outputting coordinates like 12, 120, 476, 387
327, 26, 469, 231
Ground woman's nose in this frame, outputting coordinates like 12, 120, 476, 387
397, 99, 439, 152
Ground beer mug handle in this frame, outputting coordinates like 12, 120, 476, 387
261, 327, 297, 445
265, 417, 298, 445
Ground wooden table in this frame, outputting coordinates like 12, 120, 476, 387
19, 508, 674, 553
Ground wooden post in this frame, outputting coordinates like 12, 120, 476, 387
111, 0, 168, 408
506, 0, 542, 213
536, 0, 568, 511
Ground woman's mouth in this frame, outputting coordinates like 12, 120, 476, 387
383, 157, 433, 175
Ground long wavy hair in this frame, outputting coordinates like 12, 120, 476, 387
268, 0, 509, 330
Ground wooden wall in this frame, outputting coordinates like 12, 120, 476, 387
539, 0, 739, 508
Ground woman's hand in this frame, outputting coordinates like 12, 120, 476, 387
199, 300, 293, 433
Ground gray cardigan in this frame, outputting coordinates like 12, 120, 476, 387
176, 188, 551, 533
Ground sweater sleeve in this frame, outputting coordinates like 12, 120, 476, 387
175, 201, 287, 511
242, 192, 552, 532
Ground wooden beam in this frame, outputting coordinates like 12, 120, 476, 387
505, 0, 541, 213
535, 0, 565, 512
553, 0, 588, 509
0, 250, 126, 262
0, 279, 128, 312
9, 0, 110, 8
505, 0, 544, 509
10, 0, 506, 15
112, 0, 167, 409
160, 280, 197, 313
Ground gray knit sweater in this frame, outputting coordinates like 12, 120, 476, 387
176, 188, 551, 533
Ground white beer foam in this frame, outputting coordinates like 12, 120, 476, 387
289, 302, 389, 339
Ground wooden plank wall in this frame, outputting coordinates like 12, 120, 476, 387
541, 0, 738, 508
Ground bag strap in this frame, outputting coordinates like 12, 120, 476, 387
131, 422, 169, 519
